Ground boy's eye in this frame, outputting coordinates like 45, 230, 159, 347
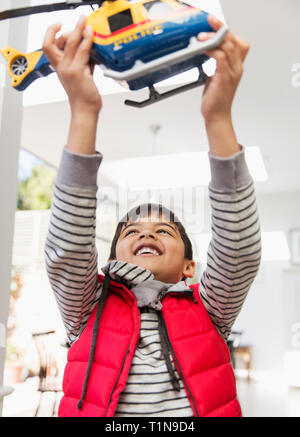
125, 229, 138, 236
157, 229, 170, 235
124, 228, 171, 237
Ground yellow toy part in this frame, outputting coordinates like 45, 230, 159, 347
86, 0, 199, 46
0, 46, 43, 88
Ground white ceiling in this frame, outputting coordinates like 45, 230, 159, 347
19, 0, 300, 195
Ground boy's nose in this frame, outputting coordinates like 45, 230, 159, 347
139, 230, 156, 240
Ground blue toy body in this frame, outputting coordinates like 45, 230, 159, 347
1, 0, 228, 106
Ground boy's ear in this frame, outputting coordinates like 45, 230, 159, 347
182, 260, 196, 279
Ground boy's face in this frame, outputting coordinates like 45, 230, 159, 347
113, 212, 195, 284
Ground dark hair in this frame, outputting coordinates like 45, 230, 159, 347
109, 203, 193, 261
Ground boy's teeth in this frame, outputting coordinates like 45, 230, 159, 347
136, 247, 160, 256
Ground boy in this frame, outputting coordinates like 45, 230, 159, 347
44, 14, 261, 417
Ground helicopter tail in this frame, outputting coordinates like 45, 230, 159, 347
0, 46, 54, 90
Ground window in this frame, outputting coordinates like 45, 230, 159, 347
108, 9, 133, 33
144, 0, 176, 20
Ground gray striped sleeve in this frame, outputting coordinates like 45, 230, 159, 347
199, 148, 262, 340
44, 148, 103, 344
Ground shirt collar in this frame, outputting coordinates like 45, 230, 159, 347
101, 260, 190, 292
101, 260, 154, 287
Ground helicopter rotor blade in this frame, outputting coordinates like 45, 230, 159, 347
0, 1, 104, 21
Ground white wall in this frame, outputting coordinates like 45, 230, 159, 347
210, 190, 300, 372
0, 1, 29, 415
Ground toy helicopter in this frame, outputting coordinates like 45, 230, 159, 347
0, 0, 228, 107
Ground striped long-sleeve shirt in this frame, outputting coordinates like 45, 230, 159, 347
45, 146, 261, 416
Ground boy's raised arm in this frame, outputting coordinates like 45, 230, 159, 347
43, 17, 103, 344
201, 150, 261, 340
198, 16, 262, 340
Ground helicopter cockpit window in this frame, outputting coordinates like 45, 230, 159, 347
143, 0, 176, 20
108, 9, 133, 33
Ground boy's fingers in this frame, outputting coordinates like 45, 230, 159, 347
207, 14, 246, 51
42, 22, 62, 68
63, 15, 86, 64
207, 14, 223, 32
198, 32, 239, 72
198, 25, 249, 71
207, 14, 250, 62
234, 34, 250, 61
205, 47, 231, 73
220, 40, 241, 72
56, 32, 71, 51
73, 25, 94, 66
197, 31, 215, 41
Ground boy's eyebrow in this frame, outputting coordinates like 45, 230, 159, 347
121, 222, 178, 234
158, 222, 178, 233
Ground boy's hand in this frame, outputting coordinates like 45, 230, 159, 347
43, 16, 102, 115
198, 15, 250, 123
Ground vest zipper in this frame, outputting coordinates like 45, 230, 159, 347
104, 343, 130, 417
159, 312, 200, 417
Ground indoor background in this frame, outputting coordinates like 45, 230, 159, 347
0, 0, 300, 417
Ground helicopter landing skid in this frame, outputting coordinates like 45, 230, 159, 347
124, 68, 208, 108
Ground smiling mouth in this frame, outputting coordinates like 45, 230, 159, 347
135, 246, 161, 257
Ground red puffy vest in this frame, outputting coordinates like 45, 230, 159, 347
58, 274, 242, 417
